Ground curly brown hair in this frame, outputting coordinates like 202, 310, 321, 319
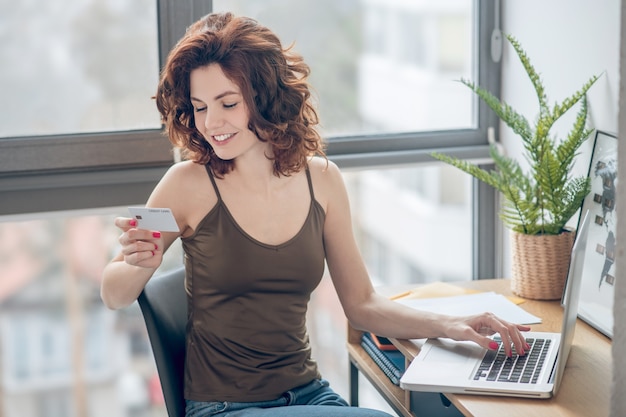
155, 12, 326, 177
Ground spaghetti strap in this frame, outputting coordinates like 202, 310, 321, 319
204, 164, 222, 201
305, 166, 316, 201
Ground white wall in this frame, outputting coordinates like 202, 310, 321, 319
498, 0, 621, 270
500, 1, 623, 415
500, 0, 620, 144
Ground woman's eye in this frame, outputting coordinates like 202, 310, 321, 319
194, 107, 206, 113
224, 102, 238, 109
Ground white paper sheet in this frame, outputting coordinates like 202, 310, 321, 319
396, 292, 542, 325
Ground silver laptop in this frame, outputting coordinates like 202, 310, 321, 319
399, 210, 590, 399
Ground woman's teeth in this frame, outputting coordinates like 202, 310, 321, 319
213, 133, 233, 142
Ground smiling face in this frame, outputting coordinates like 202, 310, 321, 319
190, 64, 266, 162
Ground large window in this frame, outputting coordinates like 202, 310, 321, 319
0, 1, 500, 416
1, 0, 498, 216
1, 1, 161, 138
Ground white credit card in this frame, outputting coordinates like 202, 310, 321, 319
128, 207, 180, 232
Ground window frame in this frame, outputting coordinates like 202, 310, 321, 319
0, 0, 214, 215
0, 0, 499, 278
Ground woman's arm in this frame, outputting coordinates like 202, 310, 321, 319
314, 161, 530, 356
100, 161, 209, 309
100, 224, 178, 310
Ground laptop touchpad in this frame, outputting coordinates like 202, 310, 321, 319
424, 340, 483, 364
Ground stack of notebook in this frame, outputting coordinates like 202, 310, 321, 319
360, 333, 406, 385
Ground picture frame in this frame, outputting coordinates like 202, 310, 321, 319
574, 130, 617, 338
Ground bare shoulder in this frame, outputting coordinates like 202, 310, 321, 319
148, 161, 217, 233
307, 157, 347, 211
164, 159, 206, 181
156, 160, 212, 191
307, 156, 342, 184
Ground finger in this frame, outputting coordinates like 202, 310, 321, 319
118, 229, 161, 259
468, 326, 506, 353
511, 324, 532, 354
120, 240, 160, 256
499, 322, 531, 355
470, 331, 500, 351
124, 248, 158, 266
127, 229, 163, 242
492, 321, 530, 357
477, 314, 516, 356
494, 323, 517, 357
114, 217, 138, 231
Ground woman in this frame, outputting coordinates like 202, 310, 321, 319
101, 12, 530, 417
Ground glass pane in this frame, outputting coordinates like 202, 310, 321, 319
213, 0, 474, 137
344, 165, 473, 286
1, 0, 161, 138
0, 208, 182, 417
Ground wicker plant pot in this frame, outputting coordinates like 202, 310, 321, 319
510, 230, 575, 300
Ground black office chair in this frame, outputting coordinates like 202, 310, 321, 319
137, 266, 188, 417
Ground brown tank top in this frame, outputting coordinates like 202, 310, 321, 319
181, 165, 326, 402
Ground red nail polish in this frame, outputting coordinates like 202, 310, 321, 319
489, 341, 499, 350
129, 219, 137, 227
154, 244, 158, 250
151, 251, 155, 256
153, 231, 161, 238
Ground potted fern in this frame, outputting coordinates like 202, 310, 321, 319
432, 34, 600, 300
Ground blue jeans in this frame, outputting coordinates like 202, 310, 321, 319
185, 379, 393, 417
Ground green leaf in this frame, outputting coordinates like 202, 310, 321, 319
435, 35, 601, 235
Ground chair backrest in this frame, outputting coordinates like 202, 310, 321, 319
137, 266, 187, 417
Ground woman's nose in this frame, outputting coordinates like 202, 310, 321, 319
204, 109, 224, 131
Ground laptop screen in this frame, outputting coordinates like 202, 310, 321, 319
551, 209, 590, 391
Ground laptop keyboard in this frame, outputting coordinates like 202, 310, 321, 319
473, 337, 551, 384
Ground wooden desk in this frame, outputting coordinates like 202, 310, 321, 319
347, 279, 612, 417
